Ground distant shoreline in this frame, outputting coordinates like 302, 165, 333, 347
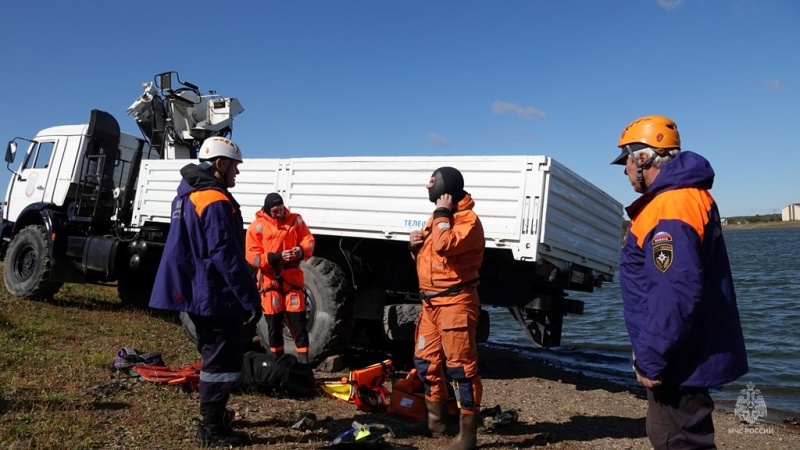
723, 221, 800, 230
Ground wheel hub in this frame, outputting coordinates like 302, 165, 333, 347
15, 246, 36, 280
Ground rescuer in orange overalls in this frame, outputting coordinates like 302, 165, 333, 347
246, 193, 315, 363
408, 167, 485, 450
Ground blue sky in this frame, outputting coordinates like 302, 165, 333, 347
2, 0, 798, 218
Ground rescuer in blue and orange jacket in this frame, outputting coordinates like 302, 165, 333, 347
611, 115, 748, 449
245, 192, 315, 363
408, 166, 485, 450
150, 137, 262, 447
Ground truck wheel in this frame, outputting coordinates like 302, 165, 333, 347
257, 256, 354, 364
383, 304, 421, 342
3, 225, 62, 299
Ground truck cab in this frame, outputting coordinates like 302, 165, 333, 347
3, 124, 156, 229
1, 110, 159, 300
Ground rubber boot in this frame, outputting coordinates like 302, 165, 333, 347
444, 413, 478, 450
195, 403, 245, 447
272, 349, 284, 359
406, 400, 448, 437
297, 352, 309, 364
216, 406, 235, 434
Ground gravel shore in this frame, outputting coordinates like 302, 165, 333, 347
224, 344, 800, 449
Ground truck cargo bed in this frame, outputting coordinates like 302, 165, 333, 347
133, 155, 622, 279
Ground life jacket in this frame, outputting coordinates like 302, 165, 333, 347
318, 359, 392, 412
349, 359, 392, 388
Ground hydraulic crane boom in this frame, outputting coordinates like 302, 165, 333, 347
125, 71, 244, 160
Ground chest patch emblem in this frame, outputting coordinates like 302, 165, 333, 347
652, 231, 673, 272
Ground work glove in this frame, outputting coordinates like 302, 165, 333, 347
267, 252, 282, 267
244, 307, 263, 327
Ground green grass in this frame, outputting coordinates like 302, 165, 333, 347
0, 266, 203, 449
0, 266, 385, 450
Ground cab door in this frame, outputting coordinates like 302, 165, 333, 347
5, 140, 56, 222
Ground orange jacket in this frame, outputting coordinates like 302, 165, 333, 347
414, 194, 485, 306
246, 208, 315, 291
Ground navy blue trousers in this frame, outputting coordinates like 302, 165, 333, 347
190, 314, 244, 406
647, 385, 716, 450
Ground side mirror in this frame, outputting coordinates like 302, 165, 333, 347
5, 141, 16, 164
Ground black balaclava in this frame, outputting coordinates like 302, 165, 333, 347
428, 166, 467, 204
263, 192, 284, 211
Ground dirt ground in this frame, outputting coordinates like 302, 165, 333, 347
211, 345, 800, 450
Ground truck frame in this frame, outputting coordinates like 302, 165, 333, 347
1, 72, 623, 364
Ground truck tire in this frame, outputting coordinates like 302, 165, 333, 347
383, 304, 420, 342
256, 256, 354, 364
3, 225, 62, 299
383, 305, 490, 344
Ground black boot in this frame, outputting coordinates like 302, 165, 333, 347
195, 403, 245, 447
216, 406, 235, 434
296, 352, 309, 364
406, 400, 448, 437
444, 413, 478, 450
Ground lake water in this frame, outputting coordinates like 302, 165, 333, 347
486, 227, 800, 418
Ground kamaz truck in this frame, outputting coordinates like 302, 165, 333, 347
1, 72, 623, 364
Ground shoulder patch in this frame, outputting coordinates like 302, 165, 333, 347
651, 231, 672, 245
653, 242, 673, 273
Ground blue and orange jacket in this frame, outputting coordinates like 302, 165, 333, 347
149, 163, 259, 318
414, 194, 485, 306
620, 151, 748, 387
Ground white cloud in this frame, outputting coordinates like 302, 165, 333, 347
428, 132, 448, 147
761, 79, 785, 91
491, 100, 546, 121
657, 0, 684, 11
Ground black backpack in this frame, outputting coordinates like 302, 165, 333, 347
239, 352, 315, 398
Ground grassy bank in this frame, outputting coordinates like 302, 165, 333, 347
0, 278, 202, 449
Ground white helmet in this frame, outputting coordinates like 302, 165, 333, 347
198, 137, 242, 162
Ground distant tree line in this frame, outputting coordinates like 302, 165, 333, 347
619, 213, 781, 235
724, 214, 781, 224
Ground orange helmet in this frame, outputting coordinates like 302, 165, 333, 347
611, 115, 680, 165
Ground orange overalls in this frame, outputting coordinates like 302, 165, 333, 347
412, 194, 485, 415
245, 208, 315, 357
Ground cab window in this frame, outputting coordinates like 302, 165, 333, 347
33, 142, 55, 169
22, 141, 55, 170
